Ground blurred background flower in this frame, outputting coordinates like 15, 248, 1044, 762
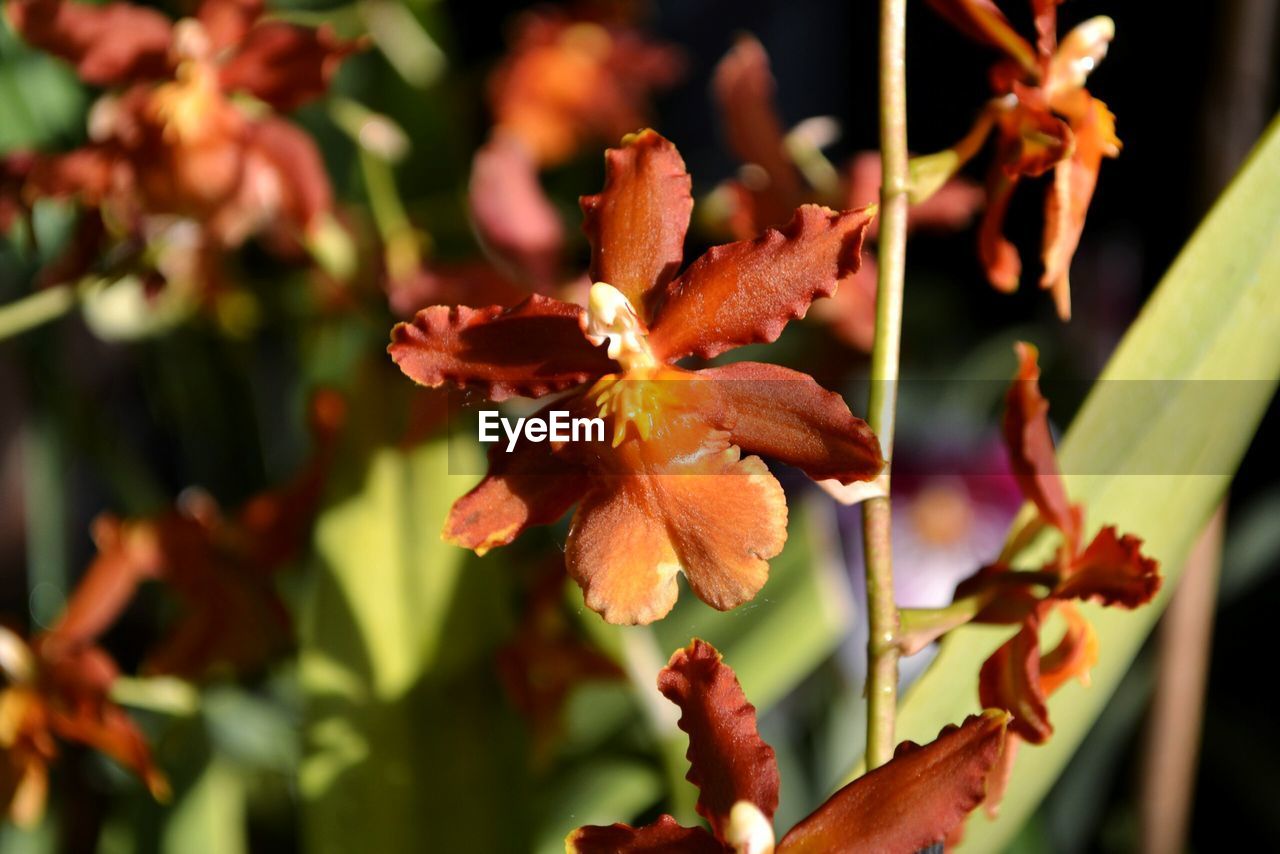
1, 0, 1277, 852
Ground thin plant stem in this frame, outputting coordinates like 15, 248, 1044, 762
0, 283, 77, 342
861, 0, 909, 771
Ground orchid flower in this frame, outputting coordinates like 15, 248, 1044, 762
568, 639, 1009, 853
899, 343, 1161, 815
390, 130, 884, 625
40, 390, 345, 679
711, 35, 984, 351
400, 7, 682, 312
1, 626, 167, 827
919, 0, 1121, 319
3, 0, 359, 292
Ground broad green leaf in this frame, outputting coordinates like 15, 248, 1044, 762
0, 25, 86, 151
532, 760, 663, 854
160, 760, 247, 854
0, 821, 54, 854
894, 116, 1280, 849
298, 383, 536, 854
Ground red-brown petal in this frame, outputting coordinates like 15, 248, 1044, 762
564, 480, 684, 625
649, 204, 872, 362
696, 361, 884, 485
955, 562, 1044, 626
981, 732, 1020, 819
566, 815, 723, 854
142, 569, 291, 679
6, 0, 173, 86
1, 152, 36, 233
580, 129, 692, 317
776, 711, 1009, 853
1030, 0, 1061, 60
486, 13, 681, 168
1037, 602, 1098, 697
1040, 97, 1119, 320
196, 0, 263, 54
43, 516, 161, 652
565, 434, 787, 625
469, 135, 564, 288
978, 164, 1021, 292
497, 565, 623, 761
1003, 96, 1073, 179
40, 644, 169, 800
1055, 526, 1161, 608
243, 116, 334, 235
979, 615, 1052, 744
925, 0, 1038, 73
712, 35, 805, 233
1002, 342, 1082, 554
444, 402, 591, 555
23, 147, 118, 208
658, 639, 780, 840
234, 387, 346, 568
218, 22, 360, 111
388, 295, 616, 401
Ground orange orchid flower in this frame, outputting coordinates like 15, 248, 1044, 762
567, 639, 1009, 852
711, 35, 984, 351
3, 0, 359, 289
487, 7, 682, 170
390, 130, 884, 625
40, 390, 345, 680
1, 626, 168, 827
933, 343, 1160, 814
922, 0, 1121, 319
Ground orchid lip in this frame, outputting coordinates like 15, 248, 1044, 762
582, 281, 657, 372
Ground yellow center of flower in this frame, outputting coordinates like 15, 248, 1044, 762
582, 283, 701, 447
149, 21, 222, 144
589, 366, 688, 447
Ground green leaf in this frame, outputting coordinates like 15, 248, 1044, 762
298, 385, 537, 853
0, 25, 87, 151
160, 760, 247, 854
531, 760, 663, 854
894, 116, 1280, 849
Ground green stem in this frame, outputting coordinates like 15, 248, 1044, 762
897, 595, 994, 657
358, 0, 446, 89
0, 283, 77, 341
861, 0, 909, 772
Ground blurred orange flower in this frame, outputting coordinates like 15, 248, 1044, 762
4, 0, 360, 290
42, 389, 345, 680
711, 35, 984, 350
488, 7, 681, 169
495, 563, 623, 764
1, 626, 167, 828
